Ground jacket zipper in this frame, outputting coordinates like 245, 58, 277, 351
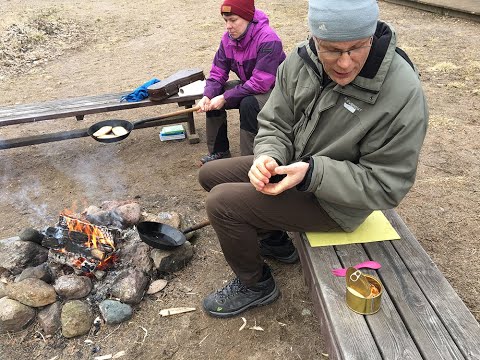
234, 41, 247, 82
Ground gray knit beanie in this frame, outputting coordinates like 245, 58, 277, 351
308, 0, 379, 41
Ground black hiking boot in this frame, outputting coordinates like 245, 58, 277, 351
203, 267, 279, 318
200, 150, 231, 165
259, 232, 299, 264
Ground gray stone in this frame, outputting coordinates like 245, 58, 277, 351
0, 297, 36, 334
61, 300, 93, 338
54, 274, 92, 300
0, 282, 6, 298
109, 269, 148, 304
157, 211, 181, 229
6, 278, 57, 307
301, 308, 312, 316
115, 202, 141, 227
0, 238, 48, 275
146, 279, 168, 294
38, 301, 61, 335
150, 241, 194, 273
87, 200, 141, 229
15, 263, 52, 283
19, 228, 44, 244
119, 241, 153, 274
85, 209, 122, 228
98, 299, 133, 324
180, 216, 197, 241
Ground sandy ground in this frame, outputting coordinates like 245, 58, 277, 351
0, 1, 479, 359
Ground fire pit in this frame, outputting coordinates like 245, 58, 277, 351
0, 202, 197, 338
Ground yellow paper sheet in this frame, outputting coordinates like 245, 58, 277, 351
306, 210, 400, 247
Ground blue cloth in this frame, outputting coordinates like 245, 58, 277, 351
120, 78, 160, 102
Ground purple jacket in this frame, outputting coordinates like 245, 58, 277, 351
203, 9, 286, 108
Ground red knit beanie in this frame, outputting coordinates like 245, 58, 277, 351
221, 0, 255, 22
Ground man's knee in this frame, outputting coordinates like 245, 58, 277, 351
239, 96, 260, 133
205, 184, 233, 218
205, 183, 254, 220
198, 162, 217, 192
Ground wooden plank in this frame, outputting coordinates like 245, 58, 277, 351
334, 243, 423, 359
383, 0, 480, 22
0, 93, 201, 126
364, 240, 465, 359
0, 93, 199, 115
383, 0, 480, 16
294, 233, 383, 360
294, 233, 343, 360
384, 210, 480, 359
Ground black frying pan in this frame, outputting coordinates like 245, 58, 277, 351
87, 105, 200, 143
137, 219, 210, 250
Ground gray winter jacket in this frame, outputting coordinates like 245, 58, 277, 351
254, 22, 428, 231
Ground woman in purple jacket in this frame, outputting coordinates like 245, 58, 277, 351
197, 0, 286, 165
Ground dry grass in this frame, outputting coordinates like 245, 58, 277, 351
426, 61, 460, 73
0, 8, 92, 77
428, 114, 460, 128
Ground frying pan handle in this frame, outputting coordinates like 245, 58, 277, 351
182, 219, 210, 234
134, 105, 200, 127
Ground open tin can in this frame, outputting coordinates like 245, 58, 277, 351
345, 267, 383, 315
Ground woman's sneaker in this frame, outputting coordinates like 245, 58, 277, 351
200, 150, 231, 165
203, 271, 279, 318
259, 232, 299, 264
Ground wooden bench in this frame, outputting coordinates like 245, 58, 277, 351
293, 209, 480, 359
0, 92, 203, 150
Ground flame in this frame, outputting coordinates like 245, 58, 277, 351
73, 256, 86, 268
62, 200, 88, 217
60, 212, 115, 250
96, 253, 118, 271
55, 206, 118, 274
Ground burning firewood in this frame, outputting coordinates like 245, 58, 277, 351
43, 228, 107, 260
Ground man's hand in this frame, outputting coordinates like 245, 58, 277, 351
253, 160, 310, 196
197, 96, 211, 112
248, 155, 278, 191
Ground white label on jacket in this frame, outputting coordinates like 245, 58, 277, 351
344, 98, 362, 113
344, 102, 356, 113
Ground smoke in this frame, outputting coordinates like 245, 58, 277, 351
50, 144, 129, 200
0, 138, 130, 232
0, 161, 54, 228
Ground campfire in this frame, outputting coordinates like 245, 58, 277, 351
42, 212, 118, 277
0, 201, 197, 339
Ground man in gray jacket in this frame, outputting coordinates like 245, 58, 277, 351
198, 0, 428, 318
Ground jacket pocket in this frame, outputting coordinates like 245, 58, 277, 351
292, 110, 309, 138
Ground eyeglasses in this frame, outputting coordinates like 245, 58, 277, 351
315, 37, 373, 61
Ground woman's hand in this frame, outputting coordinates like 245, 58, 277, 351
197, 96, 211, 112
208, 95, 226, 110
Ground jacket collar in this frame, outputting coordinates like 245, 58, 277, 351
302, 21, 397, 102
226, 9, 269, 49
